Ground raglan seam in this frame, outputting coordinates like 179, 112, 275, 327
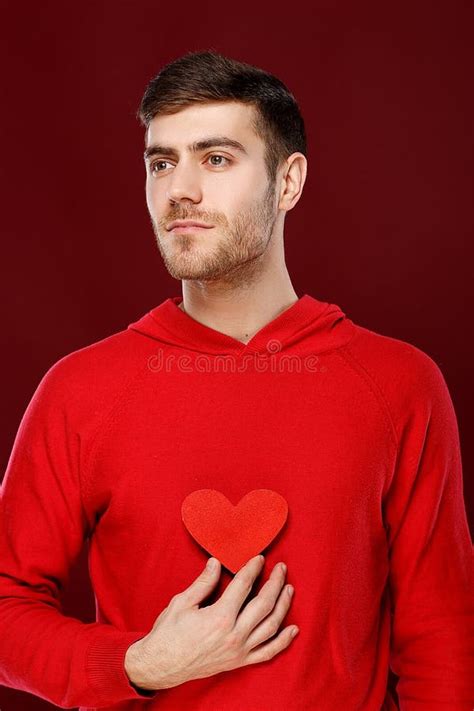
335, 341, 402, 499
79, 359, 150, 509
337, 339, 400, 454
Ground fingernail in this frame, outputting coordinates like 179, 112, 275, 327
287, 585, 294, 597
291, 626, 299, 637
258, 555, 264, 563
207, 558, 217, 570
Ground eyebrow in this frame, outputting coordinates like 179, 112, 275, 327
143, 136, 248, 162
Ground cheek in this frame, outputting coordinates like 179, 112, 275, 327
145, 181, 153, 209
208, 181, 255, 218
210, 167, 255, 199
145, 182, 162, 214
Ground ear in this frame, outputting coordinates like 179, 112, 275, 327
277, 153, 308, 212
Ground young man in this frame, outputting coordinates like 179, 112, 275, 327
0, 50, 472, 710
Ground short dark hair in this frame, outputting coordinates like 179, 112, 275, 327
136, 49, 307, 186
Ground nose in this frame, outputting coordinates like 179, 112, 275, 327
166, 161, 202, 204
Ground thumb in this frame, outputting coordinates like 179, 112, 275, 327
181, 557, 221, 607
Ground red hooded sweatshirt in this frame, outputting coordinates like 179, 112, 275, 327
0, 293, 472, 710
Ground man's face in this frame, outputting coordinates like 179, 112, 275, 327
144, 101, 279, 282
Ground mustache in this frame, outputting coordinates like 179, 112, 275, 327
161, 213, 224, 231
166, 213, 212, 222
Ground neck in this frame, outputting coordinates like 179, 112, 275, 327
178, 274, 298, 345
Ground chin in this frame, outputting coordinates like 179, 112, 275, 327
165, 262, 226, 281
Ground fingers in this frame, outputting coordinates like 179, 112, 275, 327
244, 581, 294, 649
215, 555, 265, 619
175, 557, 222, 609
232, 562, 288, 639
243, 624, 299, 667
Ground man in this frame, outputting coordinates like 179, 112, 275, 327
0, 50, 472, 710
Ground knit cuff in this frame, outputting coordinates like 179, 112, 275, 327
85, 629, 159, 704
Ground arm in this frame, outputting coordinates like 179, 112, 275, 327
0, 359, 158, 708
383, 355, 474, 710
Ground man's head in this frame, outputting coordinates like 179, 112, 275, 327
136, 50, 307, 284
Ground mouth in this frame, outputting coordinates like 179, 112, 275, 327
170, 225, 214, 234
167, 220, 214, 231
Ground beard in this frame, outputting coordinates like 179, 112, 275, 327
149, 179, 278, 286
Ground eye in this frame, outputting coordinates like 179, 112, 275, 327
207, 154, 231, 167
150, 159, 172, 175
149, 154, 232, 175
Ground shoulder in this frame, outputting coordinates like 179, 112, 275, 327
345, 322, 446, 388
24, 326, 148, 426
341, 322, 455, 435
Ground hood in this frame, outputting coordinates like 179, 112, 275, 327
127, 293, 355, 356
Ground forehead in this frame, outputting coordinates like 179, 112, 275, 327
145, 101, 262, 153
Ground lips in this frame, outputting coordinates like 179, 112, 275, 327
168, 220, 213, 230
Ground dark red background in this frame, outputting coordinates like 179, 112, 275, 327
1, 1, 472, 708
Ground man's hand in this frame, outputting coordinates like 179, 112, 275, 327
124, 554, 298, 691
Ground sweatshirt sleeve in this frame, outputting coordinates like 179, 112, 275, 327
383, 352, 474, 710
0, 359, 159, 708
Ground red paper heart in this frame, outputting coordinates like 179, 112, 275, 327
181, 489, 288, 573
